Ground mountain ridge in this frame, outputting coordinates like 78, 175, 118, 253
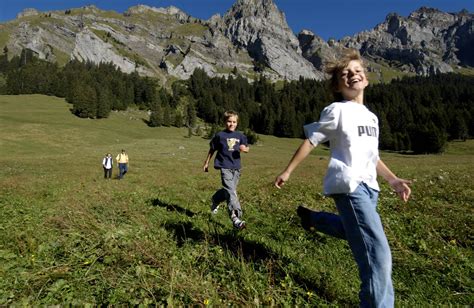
0, 1, 472, 84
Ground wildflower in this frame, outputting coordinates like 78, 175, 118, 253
204, 299, 210, 306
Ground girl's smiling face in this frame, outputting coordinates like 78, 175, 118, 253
225, 115, 238, 132
338, 60, 368, 103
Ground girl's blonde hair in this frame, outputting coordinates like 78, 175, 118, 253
325, 49, 367, 96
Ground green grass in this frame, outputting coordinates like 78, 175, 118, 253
367, 60, 415, 84
0, 26, 11, 49
454, 66, 474, 76
172, 23, 208, 37
0, 94, 473, 305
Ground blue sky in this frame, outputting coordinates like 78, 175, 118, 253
1, 0, 472, 41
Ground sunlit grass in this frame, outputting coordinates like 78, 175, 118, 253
0, 94, 472, 305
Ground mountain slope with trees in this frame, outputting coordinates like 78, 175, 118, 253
1, 50, 472, 154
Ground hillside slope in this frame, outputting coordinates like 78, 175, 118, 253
0, 95, 472, 305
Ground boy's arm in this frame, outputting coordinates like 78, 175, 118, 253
376, 159, 412, 202
275, 139, 315, 188
203, 149, 215, 172
239, 144, 249, 153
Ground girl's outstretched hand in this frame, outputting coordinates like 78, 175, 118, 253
274, 171, 290, 189
389, 178, 412, 202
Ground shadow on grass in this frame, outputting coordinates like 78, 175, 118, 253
164, 221, 205, 247
152, 199, 349, 304
212, 229, 276, 263
208, 221, 342, 303
151, 198, 195, 217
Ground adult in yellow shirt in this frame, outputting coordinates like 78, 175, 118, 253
116, 149, 129, 179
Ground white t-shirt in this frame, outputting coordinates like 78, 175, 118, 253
102, 157, 113, 169
304, 101, 380, 195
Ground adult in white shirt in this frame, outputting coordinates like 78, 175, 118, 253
102, 153, 113, 179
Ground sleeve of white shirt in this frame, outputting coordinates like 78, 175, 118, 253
304, 104, 339, 146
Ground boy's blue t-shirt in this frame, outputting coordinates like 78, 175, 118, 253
210, 130, 248, 169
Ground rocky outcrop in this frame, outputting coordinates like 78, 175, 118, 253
1, 2, 472, 83
298, 30, 336, 71
17, 8, 40, 19
72, 27, 149, 75
220, 0, 323, 80
337, 7, 474, 75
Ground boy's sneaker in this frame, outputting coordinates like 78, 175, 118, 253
232, 218, 246, 230
211, 203, 219, 214
297, 205, 315, 231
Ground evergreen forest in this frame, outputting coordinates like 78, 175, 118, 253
0, 49, 472, 154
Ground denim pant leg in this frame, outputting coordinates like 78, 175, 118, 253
312, 211, 346, 239
220, 169, 242, 218
118, 163, 124, 178
333, 183, 394, 308
118, 163, 128, 178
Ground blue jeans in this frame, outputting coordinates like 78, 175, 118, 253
118, 163, 128, 179
312, 183, 394, 308
212, 169, 242, 218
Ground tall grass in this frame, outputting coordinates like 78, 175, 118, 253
0, 95, 472, 305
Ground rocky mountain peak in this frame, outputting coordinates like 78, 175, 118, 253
222, 0, 294, 47
17, 8, 40, 19
2, 2, 472, 84
334, 6, 473, 75
221, 0, 323, 80
409, 6, 449, 19
125, 5, 189, 18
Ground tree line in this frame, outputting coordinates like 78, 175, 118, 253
185, 68, 473, 154
0, 48, 162, 118
0, 48, 472, 153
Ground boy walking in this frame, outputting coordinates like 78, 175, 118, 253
203, 111, 249, 230
274, 49, 411, 307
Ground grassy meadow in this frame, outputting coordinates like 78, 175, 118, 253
0, 95, 472, 306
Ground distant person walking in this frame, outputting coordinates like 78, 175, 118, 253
102, 153, 113, 179
203, 110, 249, 230
274, 49, 411, 307
116, 149, 129, 179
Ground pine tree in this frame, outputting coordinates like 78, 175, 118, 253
149, 103, 163, 127
96, 86, 113, 118
70, 83, 98, 118
185, 103, 197, 128
163, 103, 172, 127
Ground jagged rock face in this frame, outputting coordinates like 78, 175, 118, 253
3, 4, 257, 83
125, 5, 190, 21
221, 0, 323, 80
72, 27, 148, 75
298, 30, 336, 71
452, 16, 474, 66
17, 8, 40, 19
338, 7, 474, 75
1, 2, 472, 83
